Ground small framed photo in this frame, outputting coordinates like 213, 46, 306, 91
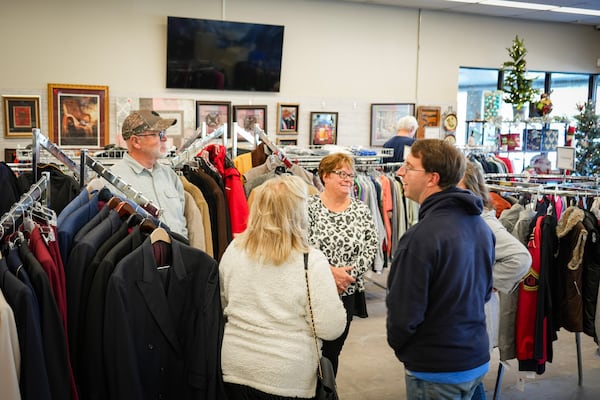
233, 105, 267, 134
370, 103, 415, 146
277, 103, 299, 134
416, 106, 441, 139
276, 138, 298, 146
196, 101, 231, 138
48, 83, 109, 148
310, 112, 338, 146
3, 95, 41, 138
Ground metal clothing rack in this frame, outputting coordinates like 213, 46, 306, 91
0, 172, 50, 239
169, 125, 226, 169
254, 127, 293, 168
31, 128, 162, 218
484, 179, 596, 399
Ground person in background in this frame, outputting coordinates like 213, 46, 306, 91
110, 110, 188, 238
219, 175, 346, 400
387, 139, 495, 399
383, 115, 419, 163
459, 161, 531, 400
308, 153, 379, 375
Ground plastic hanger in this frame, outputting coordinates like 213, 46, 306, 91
150, 227, 171, 244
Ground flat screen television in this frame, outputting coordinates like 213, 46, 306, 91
166, 16, 284, 92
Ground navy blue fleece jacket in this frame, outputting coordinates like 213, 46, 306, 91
386, 187, 495, 372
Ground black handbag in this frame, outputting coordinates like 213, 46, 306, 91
304, 253, 339, 400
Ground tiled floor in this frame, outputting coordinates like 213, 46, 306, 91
335, 271, 600, 399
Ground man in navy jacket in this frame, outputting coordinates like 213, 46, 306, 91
386, 139, 495, 399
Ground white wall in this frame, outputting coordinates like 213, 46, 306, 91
1, 0, 599, 155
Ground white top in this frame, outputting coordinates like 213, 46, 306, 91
219, 241, 346, 398
0, 288, 21, 400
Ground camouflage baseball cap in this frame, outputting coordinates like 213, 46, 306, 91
121, 110, 177, 140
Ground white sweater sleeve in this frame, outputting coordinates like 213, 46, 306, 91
306, 248, 347, 341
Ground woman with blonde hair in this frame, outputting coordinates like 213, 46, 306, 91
219, 174, 346, 400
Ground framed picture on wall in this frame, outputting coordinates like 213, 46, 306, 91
196, 101, 231, 138
370, 103, 415, 146
233, 105, 267, 134
3, 95, 41, 138
48, 83, 109, 148
310, 111, 338, 146
277, 103, 299, 134
416, 106, 441, 139
276, 138, 298, 146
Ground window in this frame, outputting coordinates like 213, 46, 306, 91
549, 73, 590, 118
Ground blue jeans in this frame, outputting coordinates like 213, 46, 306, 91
405, 371, 485, 400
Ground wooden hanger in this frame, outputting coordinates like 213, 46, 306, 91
150, 227, 171, 244
115, 201, 135, 218
106, 197, 122, 209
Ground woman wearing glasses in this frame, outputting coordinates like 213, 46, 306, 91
307, 152, 379, 375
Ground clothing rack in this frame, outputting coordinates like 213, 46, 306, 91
486, 179, 594, 399
0, 172, 50, 239
31, 128, 162, 219
169, 125, 226, 169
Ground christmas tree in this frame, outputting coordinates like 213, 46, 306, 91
574, 101, 600, 175
502, 35, 539, 111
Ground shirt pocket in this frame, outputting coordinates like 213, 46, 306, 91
163, 189, 179, 199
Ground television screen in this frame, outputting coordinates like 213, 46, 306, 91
167, 16, 284, 92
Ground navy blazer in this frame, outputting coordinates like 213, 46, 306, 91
0, 258, 52, 400
103, 238, 226, 400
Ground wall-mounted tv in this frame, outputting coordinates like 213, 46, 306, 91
166, 16, 284, 92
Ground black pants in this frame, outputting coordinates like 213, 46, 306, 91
224, 382, 313, 400
321, 293, 355, 376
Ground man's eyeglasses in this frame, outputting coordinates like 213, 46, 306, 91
331, 170, 356, 180
399, 163, 426, 173
135, 130, 167, 140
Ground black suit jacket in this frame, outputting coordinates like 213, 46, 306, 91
19, 243, 72, 400
0, 258, 52, 400
103, 238, 226, 400
80, 225, 147, 400
66, 209, 123, 379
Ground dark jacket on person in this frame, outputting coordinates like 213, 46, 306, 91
386, 187, 495, 373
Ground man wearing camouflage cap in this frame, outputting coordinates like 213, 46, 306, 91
110, 110, 188, 238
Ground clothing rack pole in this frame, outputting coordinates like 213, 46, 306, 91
0, 172, 50, 239
576, 332, 583, 386
254, 127, 292, 168
32, 128, 81, 180
169, 125, 225, 169
84, 156, 162, 218
32, 128, 162, 219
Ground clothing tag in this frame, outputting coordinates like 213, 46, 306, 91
157, 265, 171, 270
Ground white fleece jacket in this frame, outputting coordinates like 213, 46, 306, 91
219, 241, 346, 398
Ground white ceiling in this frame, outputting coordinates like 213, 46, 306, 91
332, 0, 600, 26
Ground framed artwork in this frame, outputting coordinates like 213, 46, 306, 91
196, 101, 231, 138
3, 95, 41, 138
370, 103, 415, 146
277, 103, 299, 134
416, 106, 441, 139
233, 105, 267, 134
276, 138, 298, 146
310, 111, 338, 146
155, 110, 184, 148
48, 83, 109, 148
